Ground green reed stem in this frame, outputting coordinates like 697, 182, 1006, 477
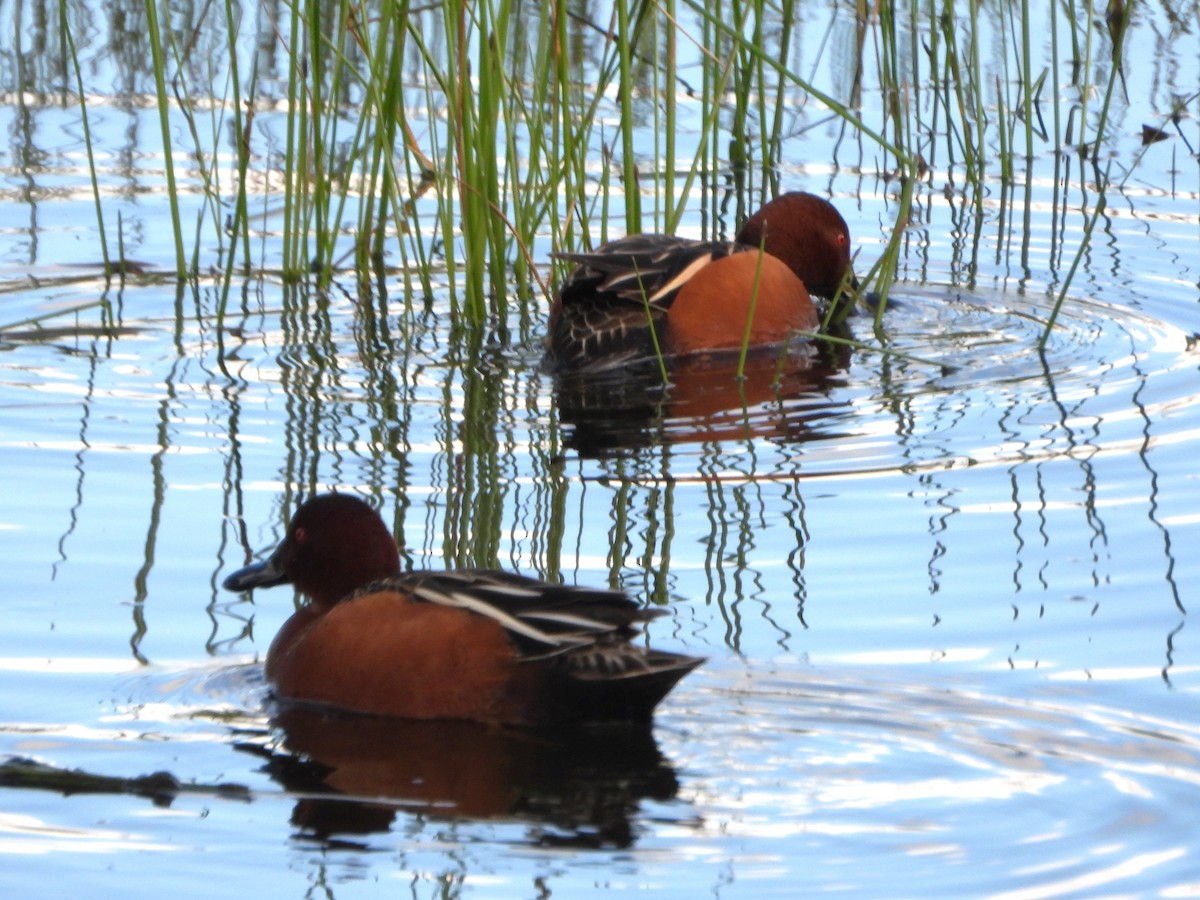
663, 0, 677, 230
552, 2, 581, 257
935, 6, 974, 181
305, 0, 336, 285
878, 0, 905, 165
616, 0, 642, 232
218, 0, 253, 308
1074, 0, 1097, 168
143, 0, 187, 277
1088, 0, 1133, 164
59, 3, 109, 276
871, 175, 915, 326
907, 0, 922, 171
349, 0, 392, 276
165, 17, 230, 275
749, 0, 771, 193
736, 242, 769, 380
995, 74, 1011, 184
1040, 187, 1106, 349
767, 0, 795, 191
482, 0, 512, 311
700, 2, 716, 238
281, 0, 305, 279
635, 269, 669, 384
1019, 0, 1035, 167
665, 5, 738, 234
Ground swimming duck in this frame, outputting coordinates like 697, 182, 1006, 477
224, 493, 702, 726
545, 191, 855, 373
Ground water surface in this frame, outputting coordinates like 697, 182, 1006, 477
2, 1, 1199, 896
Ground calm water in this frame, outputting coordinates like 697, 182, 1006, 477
2, 1, 1199, 897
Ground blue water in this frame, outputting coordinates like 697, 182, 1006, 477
2, 1, 1199, 896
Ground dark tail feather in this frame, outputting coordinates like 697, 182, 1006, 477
553, 651, 704, 723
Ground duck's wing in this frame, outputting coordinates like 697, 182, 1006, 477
360, 570, 704, 720
359, 570, 652, 656
555, 235, 741, 309
546, 236, 742, 373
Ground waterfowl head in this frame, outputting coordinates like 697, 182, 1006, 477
735, 192, 856, 300
223, 493, 401, 608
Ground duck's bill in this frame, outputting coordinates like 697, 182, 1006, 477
223, 554, 291, 592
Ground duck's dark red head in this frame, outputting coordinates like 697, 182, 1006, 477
736, 192, 856, 300
223, 493, 401, 608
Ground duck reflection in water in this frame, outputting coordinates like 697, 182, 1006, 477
551, 340, 853, 457
238, 706, 685, 848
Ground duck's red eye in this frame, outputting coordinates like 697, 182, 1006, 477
294, 526, 307, 544
837, 233, 848, 246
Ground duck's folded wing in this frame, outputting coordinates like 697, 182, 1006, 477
554, 235, 740, 308
366, 570, 705, 720
548, 237, 743, 372
360, 570, 657, 657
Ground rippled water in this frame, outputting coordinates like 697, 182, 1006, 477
3, 1, 1200, 897
5, 656, 1200, 895
4, 260, 1198, 894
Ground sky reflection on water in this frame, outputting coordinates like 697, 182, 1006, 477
1, 0, 1199, 895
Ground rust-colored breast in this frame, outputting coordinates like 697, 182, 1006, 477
664, 251, 817, 356
267, 591, 534, 723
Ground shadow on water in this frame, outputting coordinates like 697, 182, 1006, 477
0, 707, 688, 852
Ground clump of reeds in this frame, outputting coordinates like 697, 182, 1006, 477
49, 0, 1184, 349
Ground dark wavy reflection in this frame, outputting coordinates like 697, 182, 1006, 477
237, 705, 687, 849
552, 341, 853, 457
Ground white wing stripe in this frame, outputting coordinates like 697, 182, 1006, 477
520, 611, 617, 632
646, 253, 716, 302
465, 582, 542, 599
415, 587, 567, 646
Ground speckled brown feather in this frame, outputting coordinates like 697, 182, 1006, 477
547, 235, 743, 372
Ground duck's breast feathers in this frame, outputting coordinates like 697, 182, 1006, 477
353, 569, 658, 657
554, 235, 742, 309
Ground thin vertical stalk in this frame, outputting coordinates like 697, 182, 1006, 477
281, 0, 306, 279
663, 0, 677, 228
60, 2, 110, 275
1019, 0, 1034, 166
767, 0, 795, 194
481, 0, 511, 315
143, 0, 187, 277
444, 0, 491, 321
616, 0, 641, 232
871, 174, 915, 326
218, 0, 253, 302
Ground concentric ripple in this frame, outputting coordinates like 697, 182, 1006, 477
577, 286, 1200, 477
662, 660, 1200, 895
